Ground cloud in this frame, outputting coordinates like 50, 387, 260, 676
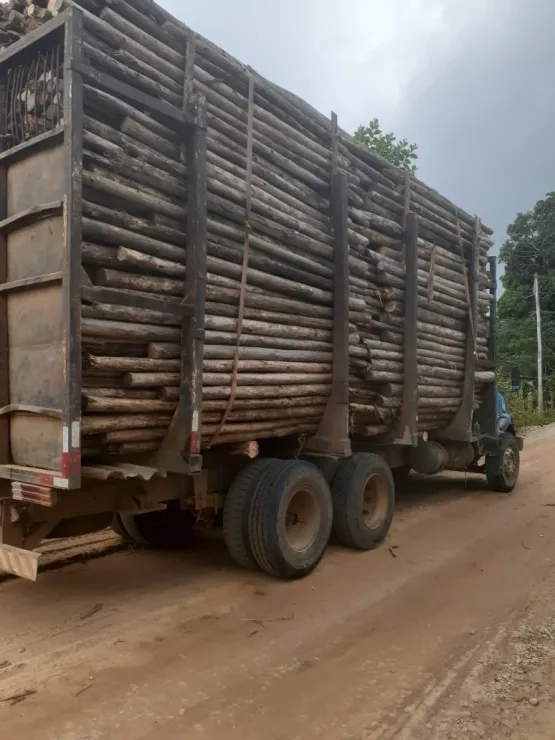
160, 0, 555, 255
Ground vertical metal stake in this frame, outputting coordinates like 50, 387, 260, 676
304, 171, 351, 458
393, 212, 418, 446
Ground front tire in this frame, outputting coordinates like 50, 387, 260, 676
248, 460, 333, 580
332, 453, 395, 550
486, 433, 520, 493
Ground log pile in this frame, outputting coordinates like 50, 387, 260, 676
0, 1, 53, 48
1, 0, 496, 461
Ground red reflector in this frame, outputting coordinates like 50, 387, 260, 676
12, 483, 58, 507
190, 431, 199, 454
61, 452, 69, 477
69, 448, 80, 475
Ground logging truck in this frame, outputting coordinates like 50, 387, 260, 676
0, 5, 522, 582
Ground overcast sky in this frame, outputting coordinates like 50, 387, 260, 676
161, 0, 555, 266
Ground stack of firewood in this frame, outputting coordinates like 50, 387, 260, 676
0, 0, 496, 459
0, 1, 54, 47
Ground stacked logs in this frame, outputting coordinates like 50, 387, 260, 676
0, 1, 53, 47
1, 0, 497, 460
1, 1, 64, 146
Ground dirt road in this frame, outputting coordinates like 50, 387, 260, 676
2, 427, 555, 740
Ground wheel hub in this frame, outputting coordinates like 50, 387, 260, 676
361, 474, 389, 531
503, 447, 517, 478
285, 488, 321, 553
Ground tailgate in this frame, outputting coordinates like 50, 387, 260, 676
0, 19, 81, 490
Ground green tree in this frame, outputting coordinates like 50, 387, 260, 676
354, 117, 418, 173
497, 192, 555, 386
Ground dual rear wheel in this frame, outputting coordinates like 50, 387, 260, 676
112, 454, 396, 580
223, 453, 395, 579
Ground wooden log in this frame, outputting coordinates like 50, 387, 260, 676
85, 354, 181, 373
82, 201, 185, 247
206, 217, 334, 275
84, 138, 187, 204
84, 84, 178, 141
82, 317, 180, 342
83, 170, 185, 222
95, 268, 182, 297
84, 114, 186, 180
202, 372, 332, 387
201, 395, 329, 410
98, 5, 186, 68
207, 240, 333, 293
203, 360, 332, 374
203, 384, 331, 400
82, 302, 181, 328
206, 257, 331, 307
204, 315, 332, 342
116, 246, 185, 277
203, 405, 324, 424
418, 397, 462, 408
81, 388, 158, 400
83, 8, 183, 86
104, 428, 167, 443
82, 414, 173, 435
83, 40, 183, 107
205, 301, 332, 331
124, 372, 181, 389
82, 242, 119, 270
153, 331, 337, 355
204, 285, 332, 320
119, 116, 180, 160
83, 395, 177, 413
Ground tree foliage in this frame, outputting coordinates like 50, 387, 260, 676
498, 192, 555, 388
354, 118, 418, 174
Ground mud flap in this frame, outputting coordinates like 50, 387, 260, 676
0, 544, 40, 581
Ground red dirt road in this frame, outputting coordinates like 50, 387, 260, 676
2, 427, 555, 739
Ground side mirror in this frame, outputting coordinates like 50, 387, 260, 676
511, 366, 521, 391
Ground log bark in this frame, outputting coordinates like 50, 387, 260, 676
82, 317, 180, 342
82, 414, 173, 435
83, 395, 176, 413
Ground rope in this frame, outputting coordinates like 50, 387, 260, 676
208, 74, 255, 447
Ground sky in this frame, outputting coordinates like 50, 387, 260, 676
161, 0, 555, 277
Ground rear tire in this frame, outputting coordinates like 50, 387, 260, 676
112, 503, 196, 549
248, 460, 333, 580
486, 433, 520, 493
332, 453, 395, 550
223, 457, 281, 570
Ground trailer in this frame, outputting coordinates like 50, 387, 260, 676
0, 3, 522, 582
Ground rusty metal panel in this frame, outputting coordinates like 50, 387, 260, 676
8, 285, 64, 408
10, 415, 62, 470
7, 217, 64, 282
6, 145, 65, 218
0, 16, 84, 489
